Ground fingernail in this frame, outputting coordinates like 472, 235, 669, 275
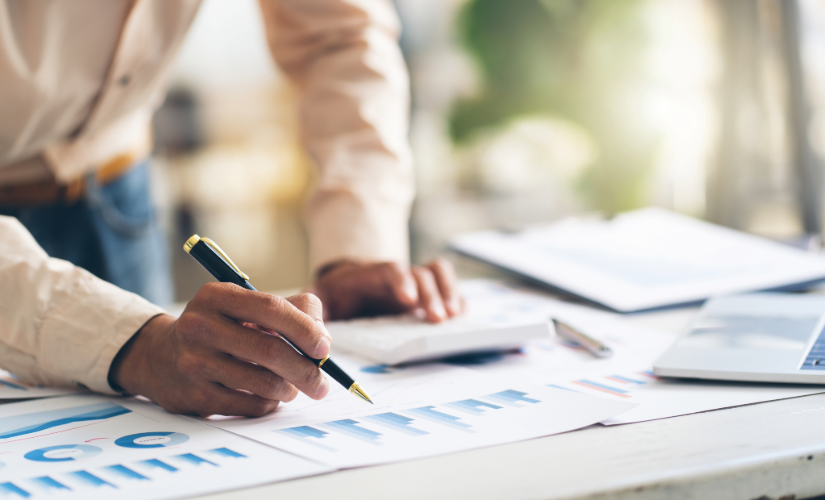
403, 282, 418, 302
315, 377, 330, 398
433, 302, 446, 319
316, 319, 332, 339
314, 336, 331, 358
450, 297, 461, 314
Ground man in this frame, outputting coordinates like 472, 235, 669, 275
0, 0, 461, 417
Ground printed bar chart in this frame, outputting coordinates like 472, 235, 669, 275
0, 396, 330, 499
214, 368, 635, 469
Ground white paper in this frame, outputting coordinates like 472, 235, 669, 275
424, 282, 825, 425
0, 395, 330, 499
0, 370, 82, 399
204, 365, 635, 469
450, 208, 825, 312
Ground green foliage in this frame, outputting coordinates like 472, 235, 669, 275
450, 0, 660, 213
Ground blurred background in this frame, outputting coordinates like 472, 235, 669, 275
153, 0, 825, 301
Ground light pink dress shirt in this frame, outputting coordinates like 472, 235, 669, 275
0, 0, 413, 393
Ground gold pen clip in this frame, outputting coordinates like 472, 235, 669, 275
184, 234, 250, 281
202, 237, 250, 281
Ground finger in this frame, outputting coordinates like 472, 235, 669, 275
411, 267, 447, 322
194, 283, 331, 359
286, 293, 323, 323
177, 313, 329, 399
426, 258, 462, 317
210, 355, 301, 402
378, 262, 419, 306
191, 385, 282, 418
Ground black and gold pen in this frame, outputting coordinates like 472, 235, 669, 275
183, 234, 373, 404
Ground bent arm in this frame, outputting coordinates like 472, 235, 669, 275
0, 216, 164, 394
259, 0, 415, 274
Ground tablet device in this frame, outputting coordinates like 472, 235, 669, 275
654, 293, 825, 384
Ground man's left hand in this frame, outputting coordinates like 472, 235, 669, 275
311, 258, 463, 323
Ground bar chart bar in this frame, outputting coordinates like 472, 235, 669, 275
405, 407, 474, 432
104, 465, 149, 481
138, 459, 178, 473
364, 413, 429, 436
174, 453, 217, 467
277, 426, 336, 451
29, 477, 70, 492
67, 471, 114, 489
0, 482, 29, 498
485, 390, 542, 406
606, 375, 647, 385
571, 380, 632, 398
446, 399, 502, 415
209, 448, 246, 459
323, 419, 382, 443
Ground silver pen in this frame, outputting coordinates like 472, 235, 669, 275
552, 319, 613, 358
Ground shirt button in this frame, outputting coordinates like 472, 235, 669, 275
118, 74, 131, 86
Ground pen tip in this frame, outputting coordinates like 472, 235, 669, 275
349, 382, 373, 404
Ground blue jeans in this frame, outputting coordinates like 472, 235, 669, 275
0, 160, 174, 306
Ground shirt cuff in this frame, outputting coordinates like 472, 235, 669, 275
38, 269, 166, 395
306, 184, 412, 275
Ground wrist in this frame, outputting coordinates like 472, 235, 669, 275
108, 313, 175, 399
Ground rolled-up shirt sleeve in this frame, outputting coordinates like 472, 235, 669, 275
259, 0, 415, 274
0, 216, 165, 394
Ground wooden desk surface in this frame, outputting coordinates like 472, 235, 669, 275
191, 305, 825, 500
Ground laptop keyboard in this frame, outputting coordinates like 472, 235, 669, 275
801, 326, 825, 370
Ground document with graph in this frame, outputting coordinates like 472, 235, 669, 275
204, 365, 635, 468
0, 395, 330, 499
450, 208, 825, 312
435, 287, 825, 425
0, 369, 81, 399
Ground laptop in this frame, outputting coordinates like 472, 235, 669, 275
654, 293, 825, 384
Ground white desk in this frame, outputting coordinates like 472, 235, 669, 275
192, 305, 825, 500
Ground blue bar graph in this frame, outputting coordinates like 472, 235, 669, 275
364, 413, 429, 436
103, 465, 149, 481
174, 453, 217, 467
485, 390, 541, 407
209, 447, 246, 459
29, 477, 70, 492
0, 483, 29, 498
324, 419, 382, 443
138, 459, 177, 473
406, 407, 473, 432
446, 399, 502, 415
67, 471, 114, 489
278, 426, 336, 451
282, 426, 328, 439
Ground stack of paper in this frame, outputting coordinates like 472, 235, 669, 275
450, 208, 825, 312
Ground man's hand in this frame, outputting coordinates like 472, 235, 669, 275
311, 258, 463, 322
109, 283, 331, 417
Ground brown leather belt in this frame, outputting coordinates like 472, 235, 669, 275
0, 153, 139, 207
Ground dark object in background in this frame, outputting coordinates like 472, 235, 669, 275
152, 87, 204, 156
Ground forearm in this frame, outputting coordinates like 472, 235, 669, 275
260, 0, 415, 273
0, 216, 165, 393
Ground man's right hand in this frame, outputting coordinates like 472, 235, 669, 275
108, 283, 332, 417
